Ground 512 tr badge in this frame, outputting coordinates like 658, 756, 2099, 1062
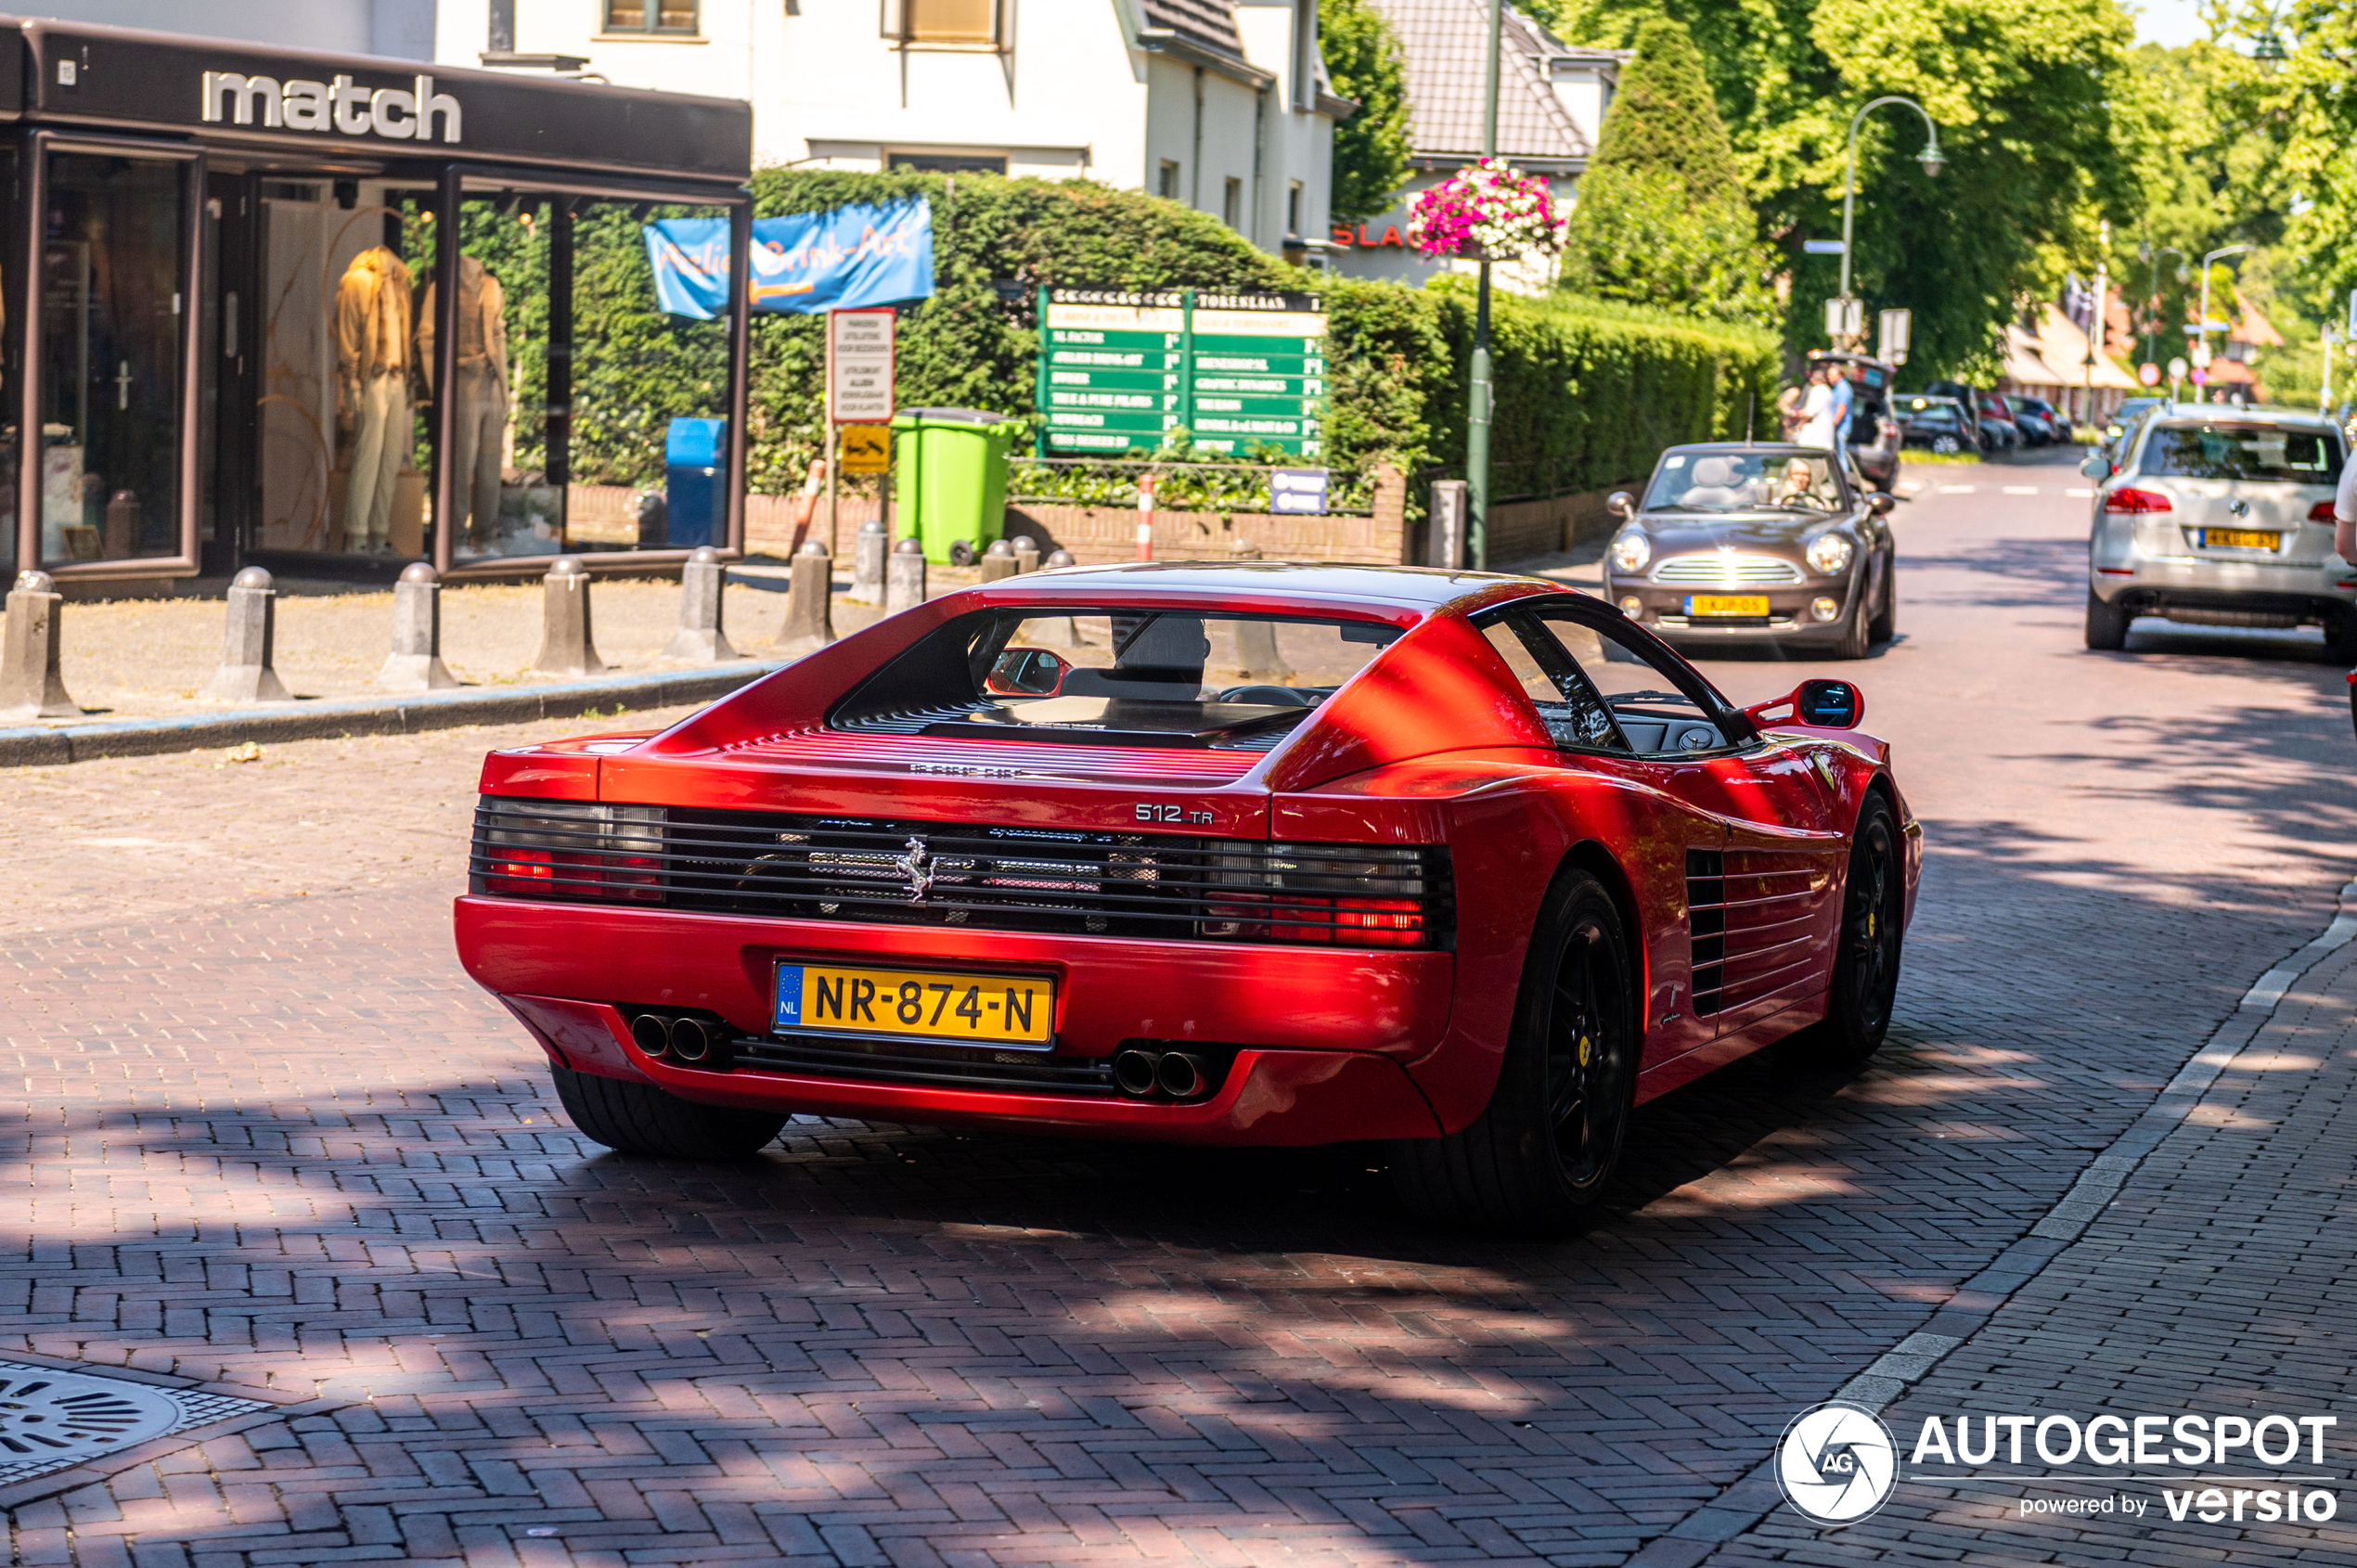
1134, 803, 1215, 824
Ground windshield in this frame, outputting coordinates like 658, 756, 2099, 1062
830, 608, 1401, 750
1643, 451, 1841, 513
2144, 424, 2343, 484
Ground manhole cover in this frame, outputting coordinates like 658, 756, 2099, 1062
0, 1362, 269, 1488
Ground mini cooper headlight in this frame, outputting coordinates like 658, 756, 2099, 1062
1806, 533, 1856, 575
1610, 531, 1652, 573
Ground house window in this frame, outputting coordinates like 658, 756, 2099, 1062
1287, 180, 1302, 237
605, 0, 699, 32
888, 151, 1009, 174
1159, 161, 1181, 200
1223, 176, 1243, 229
883, 0, 1007, 45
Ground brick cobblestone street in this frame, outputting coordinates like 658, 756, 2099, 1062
5, 453, 2356, 1565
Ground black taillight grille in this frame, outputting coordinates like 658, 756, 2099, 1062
470, 799, 1452, 950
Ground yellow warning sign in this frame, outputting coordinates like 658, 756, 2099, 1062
839, 425, 891, 475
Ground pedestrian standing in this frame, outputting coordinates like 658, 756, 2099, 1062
1776, 382, 1805, 442
1797, 366, 1838, 451
1830, 363, 1857, 454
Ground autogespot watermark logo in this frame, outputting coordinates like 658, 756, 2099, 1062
1777, 1402, 1900, 1524
1775, 1406, 2342, 1528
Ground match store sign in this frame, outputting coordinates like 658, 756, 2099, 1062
1034, 288, 1327, 458
830, 308, 895, 425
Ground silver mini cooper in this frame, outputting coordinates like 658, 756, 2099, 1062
2083, 409, 2354, 657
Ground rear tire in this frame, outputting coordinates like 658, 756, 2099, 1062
1390, 871, 1636, 1236
2084, 589, 2131, 651
549, 1063, 788, 1159
1786, 792, 1904, 1069
2325, 612, 2357, 664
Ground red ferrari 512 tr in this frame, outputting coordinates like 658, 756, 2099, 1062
455, 563, 1921, 1233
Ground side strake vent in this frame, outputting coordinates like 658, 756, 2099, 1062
1687, 847, 1725, 1017
470, 799, 1453, 950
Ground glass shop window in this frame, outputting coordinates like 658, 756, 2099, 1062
252, 179, 438, 559
39, 154, 185, 567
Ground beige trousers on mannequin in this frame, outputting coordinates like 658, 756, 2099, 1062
344, 372, 407, 551
450, 360, 507, 546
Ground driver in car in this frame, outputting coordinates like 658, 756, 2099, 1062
1763, 458, 1834, 509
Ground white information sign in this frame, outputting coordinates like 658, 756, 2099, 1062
829, 308, 895, 425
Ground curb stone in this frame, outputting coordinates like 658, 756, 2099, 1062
0, 659, 789, 767
1624, 874, 2357, 1568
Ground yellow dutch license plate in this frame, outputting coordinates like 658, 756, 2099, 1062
773, 961, 1054, 1047
2202, 528, 2280, 550
1687, 594, 1771, 617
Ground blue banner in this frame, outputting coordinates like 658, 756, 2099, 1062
643, 199, 935, 319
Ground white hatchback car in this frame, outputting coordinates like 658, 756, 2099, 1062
2083, 410, 2355, 656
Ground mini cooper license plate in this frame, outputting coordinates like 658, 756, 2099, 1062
1686, 594, 1771, 617
773, 961, 1055, 1047
2201, 528, 2281, 550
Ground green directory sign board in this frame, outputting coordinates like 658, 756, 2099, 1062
1035, 288, 1328, 458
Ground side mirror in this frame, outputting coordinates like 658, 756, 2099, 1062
1867, 493, 1897, 516
2080, 454, 2113, 481
1606, 491, 1635, 521
1744, 678, 1864, 731
985, 646, 1068, 697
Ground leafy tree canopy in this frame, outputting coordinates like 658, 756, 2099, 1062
1319, 0, 1413, 226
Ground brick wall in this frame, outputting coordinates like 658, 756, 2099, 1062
1003, 464, 1410, 566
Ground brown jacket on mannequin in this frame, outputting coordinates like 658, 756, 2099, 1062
418, 254, 509, 395
335, 246, 414, 431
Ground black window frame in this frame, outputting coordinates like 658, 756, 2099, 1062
1473, 596, 1759, 759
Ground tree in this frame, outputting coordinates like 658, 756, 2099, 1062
1319, 0, 1412, 226
1552, 0, 2142, 380
1559, 16, 1771, 323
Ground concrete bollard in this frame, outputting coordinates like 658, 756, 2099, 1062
533, 556, 606, 677
1012, 536, 1040, 574
0, 570, 76, 721
199, 566, 293, 703
1045, 549, 1076, 569
884, 536, 928, 613
849, 517, 888, 604
979, 538, 1019, 583
375, 561, 458, 691
779, 538, 837, 657
663, 546, 738, 663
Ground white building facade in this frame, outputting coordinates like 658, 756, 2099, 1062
430, 0, 1346, 256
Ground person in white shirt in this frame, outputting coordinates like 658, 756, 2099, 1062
1796, 366, 1839, 451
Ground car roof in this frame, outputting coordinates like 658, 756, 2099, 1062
2149, 407, 2337, 430
966, 560, 1567, 618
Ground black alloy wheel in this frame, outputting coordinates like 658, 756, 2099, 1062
1789, 793, 1904, 1068
1390, 871, 1635, 1235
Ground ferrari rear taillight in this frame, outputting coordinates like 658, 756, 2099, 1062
472, 800, 667, 903
1204, 845, 1446, 948
2104, 487, 2173, 514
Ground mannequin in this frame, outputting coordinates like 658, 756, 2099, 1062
335, 245, 414, 554
419, 254, 509, 552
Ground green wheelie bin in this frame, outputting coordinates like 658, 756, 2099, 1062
891, 407, 1025, 564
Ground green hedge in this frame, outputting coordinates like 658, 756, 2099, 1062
509, 169, 1779, 507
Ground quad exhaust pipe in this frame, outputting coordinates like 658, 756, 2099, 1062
628, 1010, 733, 1068
1112, 1047, 1212, 1100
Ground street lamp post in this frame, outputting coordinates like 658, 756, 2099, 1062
1835, 96, 1943, 345
1465, 0, 1504, 570
2140, 243, 2187, 366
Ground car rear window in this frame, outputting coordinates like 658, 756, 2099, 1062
829, 608, 1402, 749
2146, 425, 2344, 483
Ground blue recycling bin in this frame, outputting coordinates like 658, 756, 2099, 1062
663, 418, 727, 549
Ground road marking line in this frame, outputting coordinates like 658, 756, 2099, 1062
2067, 487, 2094, 496
2003, 485, 2039, 495
1937, 484, 1976, 493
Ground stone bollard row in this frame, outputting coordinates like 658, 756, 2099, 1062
884, 537, 927, 612
533, 556, 606, 678
663, 546, 738, 662
0, 571, 76, 722
1012, 536, 1040, 574
979, 538, 1019, 583
779, 539, 836, 656
200, 567, 293, 703
850, 518, 888, 605
376, 562, 458, 691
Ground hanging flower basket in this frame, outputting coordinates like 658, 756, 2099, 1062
1409, 158, 1565, 263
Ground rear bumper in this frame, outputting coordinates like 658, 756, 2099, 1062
457, 896, 1452, 1145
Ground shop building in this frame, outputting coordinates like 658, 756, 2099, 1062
0, 17, 752, 586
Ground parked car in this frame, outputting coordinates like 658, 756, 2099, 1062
2082, 409, 2354, 656
1601, 443, 1899, 660
2006, 395, 2066, 446
456, 562, 1921, 1235
1897, 395, 1975, 455
2016, 395, 2073, 442
1920, 381, 2017, 453
1804, 350, 1901, 492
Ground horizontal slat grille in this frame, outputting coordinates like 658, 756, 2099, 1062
1652, 553, 1807, 585
470, 799, 1452, 949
